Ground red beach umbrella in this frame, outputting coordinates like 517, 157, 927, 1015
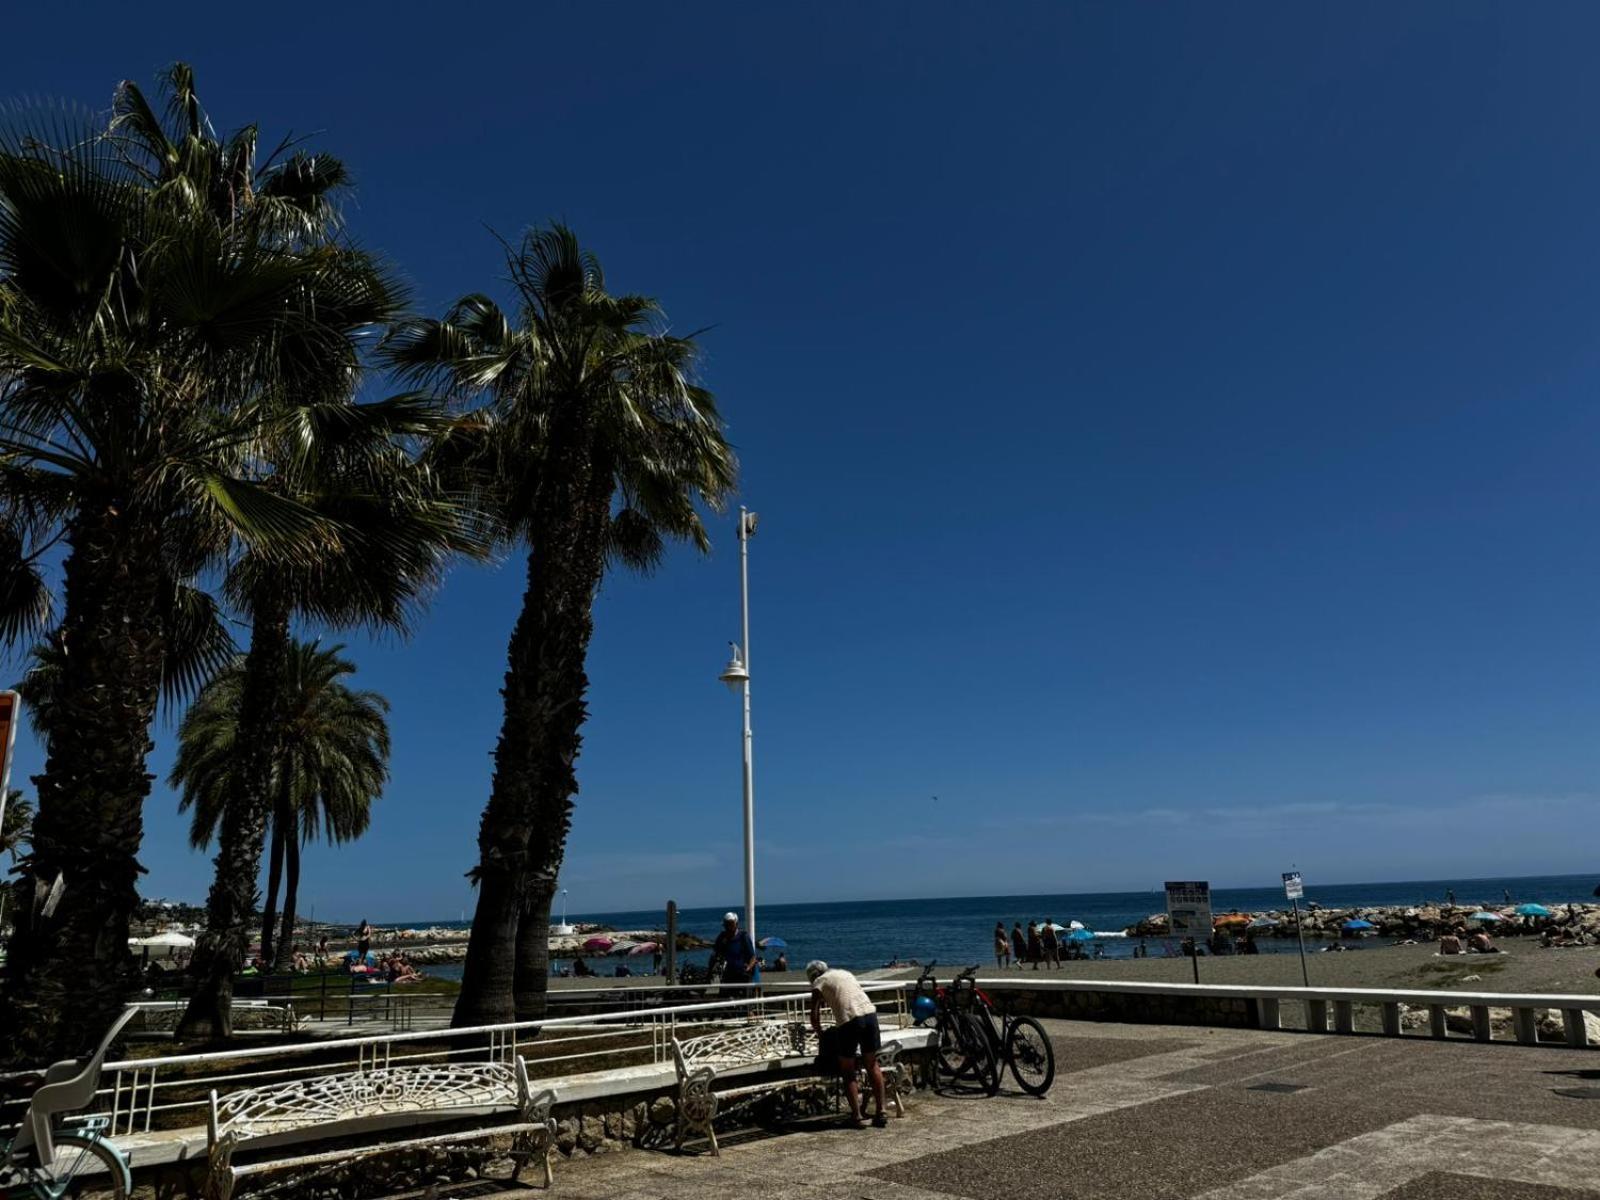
583, 936, 614, 952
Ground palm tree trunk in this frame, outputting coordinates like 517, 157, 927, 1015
177, 591, 292, 1041
510, 462, 615, 1021
272, 809, 300, 974
513, 879, 556, 1021
455, 413, 608, 1029
259, 817, 285, 968
0, 507, 166, 1061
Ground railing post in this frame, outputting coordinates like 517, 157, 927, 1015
1471, 1006, 1492, 1042
1333, 1000, 1354, 1034
1513, 1007, 1538, 1045
1381, 1002, 1401, 1037
320, 965, 327, 1021
1564, 1009, 1589, 1048
144, 1066, 158, 1132
1306, 999, 1328, 1032
1259, 998, 1281, 1031
1429, 1005, 1448, 1038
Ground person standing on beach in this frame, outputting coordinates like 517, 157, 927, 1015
1011, 922, 1027, 968
807, 960, 889, 1128
1041, 920, 1060, 969
994, 922, 1010, 969
356, 919, 372, 964
712, 912, 759, 986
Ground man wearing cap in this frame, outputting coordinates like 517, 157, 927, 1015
807, 960, 888, 1128
711, 912, 759, 987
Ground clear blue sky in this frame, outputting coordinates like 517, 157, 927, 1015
7, 3, 1600, 921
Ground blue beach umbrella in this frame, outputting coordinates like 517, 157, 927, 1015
1514, 903, 1552, 917
1469, 911, 1502, 923
758, 936, 786, 950
1067, 928, 1096, 942
1342, 919, 1374, 931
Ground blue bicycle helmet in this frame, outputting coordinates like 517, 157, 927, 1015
911, 994, 937, 1024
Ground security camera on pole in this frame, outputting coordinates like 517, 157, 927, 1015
718, 508, 759, 951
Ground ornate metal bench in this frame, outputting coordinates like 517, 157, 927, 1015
670, 1021, 907, 1155
204, 1058, 556, 1199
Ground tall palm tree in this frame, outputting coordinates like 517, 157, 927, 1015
173, 640, 389, 973
384, 226, 736, 1024
95, 68, 466, 1040
0, 78, 392, 1059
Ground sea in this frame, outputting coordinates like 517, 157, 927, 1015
413, 873, 1599, 980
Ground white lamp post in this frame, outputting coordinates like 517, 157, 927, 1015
718, 508, 759, 950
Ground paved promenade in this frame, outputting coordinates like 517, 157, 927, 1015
525, 1019, 1600, 1200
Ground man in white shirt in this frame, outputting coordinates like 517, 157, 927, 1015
806, 960, 888, 1128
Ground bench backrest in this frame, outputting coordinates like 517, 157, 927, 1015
209, 1057, 530, 1148
672, 1022, 806, 1079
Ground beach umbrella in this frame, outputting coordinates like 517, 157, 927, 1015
1068, 920, 1085, 930
1468, 911, 1502, 923
133, 931, 196, 949
1214, 913, 1251, 928
1043, 923, 1068, 933
758, 936, 787, 950
1067, 928, 1095, 942
583, 935, 614, 952
608, 939, 639, 955
1514, 903, 1552, 917
628, 941, 660, 956
1342, 919, 1374, 931
1247, 917, 1279, 929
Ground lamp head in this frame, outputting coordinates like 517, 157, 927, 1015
719, 642, 749, 691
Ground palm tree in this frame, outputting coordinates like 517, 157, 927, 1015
173, 641, 389, 973
384, 226, 736, 1024
94, 68, 466, 1040
0, 76, 395, 1059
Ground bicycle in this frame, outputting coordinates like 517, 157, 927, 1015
914, 963, 1056, 1097
0, 1009, 136, 1199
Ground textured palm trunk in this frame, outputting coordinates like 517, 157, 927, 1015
271, 808, 300, 974
455, 404, 608, 1029
513, 879, 556, 1021
177, 592, 291, 1041
0, 507, 165, 1061
259, 818, 286, 968
510, 461, 614, 1021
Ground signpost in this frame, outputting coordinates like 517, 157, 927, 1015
1165, 880, 1212, 983
1283, 870, 1310, 986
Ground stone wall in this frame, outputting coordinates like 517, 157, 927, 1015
984, 983, 1260, 1029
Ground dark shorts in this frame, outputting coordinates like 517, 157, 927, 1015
828, 1013, 882, 1061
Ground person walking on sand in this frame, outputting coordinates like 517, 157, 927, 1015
808, 960, 889, 1128
1011, 922, 1027, 968
356, 919, 372, 963
1026, 920, 1043, 970
994, 921, 1010, 969
1041, 919, 1061, 969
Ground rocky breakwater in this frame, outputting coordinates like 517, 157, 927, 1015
1127, 901, 1600, 942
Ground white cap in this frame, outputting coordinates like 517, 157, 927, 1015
805, 960, 828, 981
723, 912, 739, 923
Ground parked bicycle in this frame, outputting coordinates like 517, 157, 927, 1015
0, 1009, 136, 1199
914, 962, 1056, 1097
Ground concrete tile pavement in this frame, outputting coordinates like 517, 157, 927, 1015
497, 1020, 1600, 1199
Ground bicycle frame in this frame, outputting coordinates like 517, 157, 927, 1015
1, 1116, 130, 1200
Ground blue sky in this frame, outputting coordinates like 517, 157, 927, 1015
7, 3, 1600, 920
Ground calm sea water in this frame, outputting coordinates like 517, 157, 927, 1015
417, 873, 1599, 979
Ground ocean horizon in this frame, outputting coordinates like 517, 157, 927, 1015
407, 871, 1600, 977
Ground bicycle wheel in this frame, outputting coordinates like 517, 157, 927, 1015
1004, 1015, 1056, 1096
960, 1013, 1001, 1096
49, 1133, 130, 1199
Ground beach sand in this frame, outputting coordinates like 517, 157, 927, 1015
890, 941, 1600, 995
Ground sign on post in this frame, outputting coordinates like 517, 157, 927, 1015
1283, 871, 1304, 900
1284, 868, 1310, 986
1164, 880, 1212, 940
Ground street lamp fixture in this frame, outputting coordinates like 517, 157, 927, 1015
718, 507, 759, 950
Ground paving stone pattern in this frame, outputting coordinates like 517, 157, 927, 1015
520, 1021, 1600, 1200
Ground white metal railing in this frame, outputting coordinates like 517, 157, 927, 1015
973, 976, 1600, 1047
3, 981, 907, 1139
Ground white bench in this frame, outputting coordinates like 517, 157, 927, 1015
204, 1058, 555, 1200
670, 1021, 908, 1155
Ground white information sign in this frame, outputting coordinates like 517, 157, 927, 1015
1164, 880, 1212, 941
1283, 871, 1304, 900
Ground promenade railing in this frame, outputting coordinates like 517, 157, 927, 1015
0, 980, 909, 1140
